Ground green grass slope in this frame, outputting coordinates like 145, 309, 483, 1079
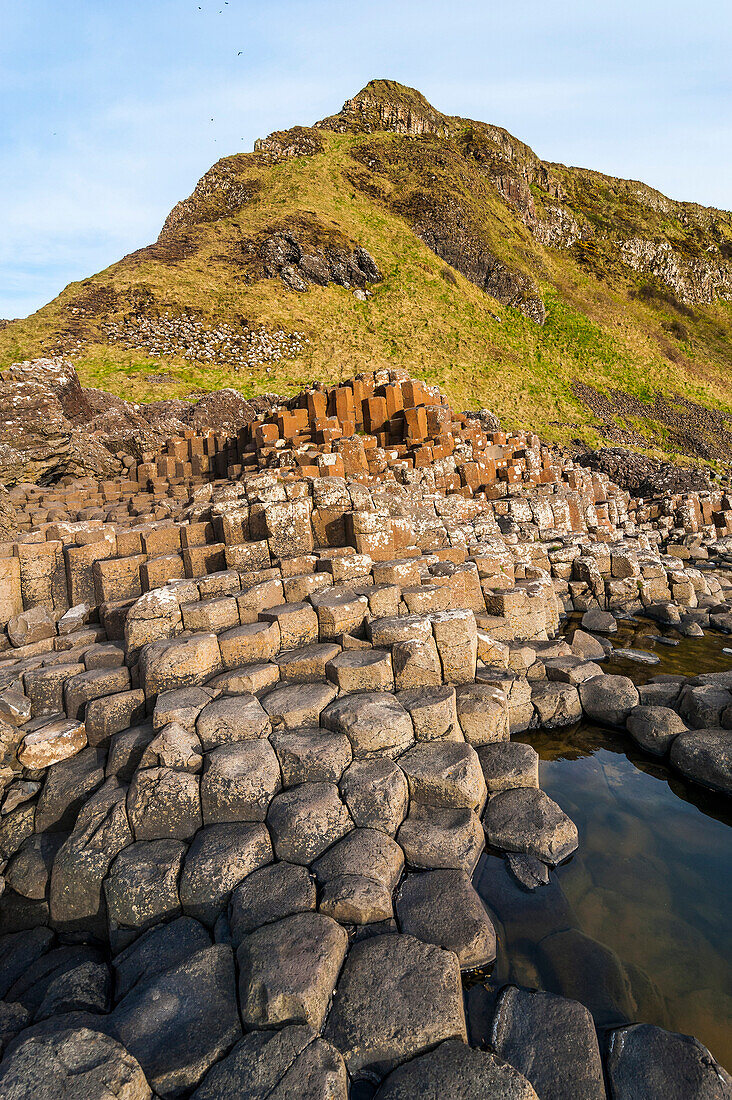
2, 79, 732, 464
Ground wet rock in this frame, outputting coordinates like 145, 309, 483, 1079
484, 788, 578, 865
112, 944, 241, 1098
536, 928, 636, 1025
190, 1025, 348, 1100
267, 782, 353, 864
491, 985, 606, 1100
506, 852, 550, 890
237, 911, 347, 1030
179, 822, 272, 926
229, 861, 316, 944
396, 869, 496, 968
323, 933, 467, 1078
581, 609, 617, 634
0, 1026, 152, 1099
626, 705, 687, 756
670, 728, 732, 795
606, 1022, 732, 1099
373, 1039, 539, 1099
578, 674, 639, 727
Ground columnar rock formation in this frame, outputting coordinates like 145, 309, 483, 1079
0, 367, 729, 1097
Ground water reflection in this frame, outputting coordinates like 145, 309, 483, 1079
474, 723, 732, 1067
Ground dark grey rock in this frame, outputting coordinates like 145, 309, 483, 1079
670, 728, 732, 795
237, 912, 348, 1030
606, 1022, 732, 1099
112, 944, 241, 1097
190, 1024, 348, 1100
0, 1026, 152, 1099
105, 840, 187, 948
396, 869, 496, 968
200, 740, 281, 824
373, 1039, 538, 1098
229, 861, 316, 945
397, 805, 484, 874
0, 928, 54, 999
323, 933, 466, 1078
490, 985, 606, 1100
484, 788, 578, 865
339, 758, 408, 835
626, 705, 687, 756
267, 782, 353, 864
50, 778, 133, 935
578, 675, 639, 727
179, 822, 272, 926
112, 916, 212, 1002
35, 746, 105, 833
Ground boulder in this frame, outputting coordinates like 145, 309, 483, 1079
626, 705, 687, 755
670, 729, 732, 795
17, 718, 87, 770
373, 1040, 538, 1099
179, 823, 272, 926
579, 675, 639, 727
267, 782, 353, 864
0, 1026, 151, 1099
126, 767, 201, 841
606, 1023, 732, 1099
229, 861, 316, 944
399, 741, 487, 812
112, 944, 241, 1098
397, 805, 484, 874
339, 758, 409, 835
395, 870, 496, 969
112, 916, 212, 1002
484, 788, 578, 865
237, 912, 347, 1030
490, 986, 606, 1100
190, 1025, 347, 1100
323, 933, 466, 1078
322, 692, 415, 759
200, 740, 281, 824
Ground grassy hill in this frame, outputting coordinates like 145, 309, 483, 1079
3, 79, 732, 464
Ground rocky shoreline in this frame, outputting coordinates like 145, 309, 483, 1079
0, 364, 729, 1097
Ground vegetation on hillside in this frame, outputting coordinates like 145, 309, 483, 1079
2, 80, 731, 464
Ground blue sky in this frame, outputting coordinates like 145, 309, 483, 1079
1, 0, 730, 319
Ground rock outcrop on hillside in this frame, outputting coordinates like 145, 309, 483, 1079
0, 359, 282, 489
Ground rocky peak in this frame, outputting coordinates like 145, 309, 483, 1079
317, 78, 452, 137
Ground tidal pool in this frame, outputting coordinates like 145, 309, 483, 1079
474, 717, 732, 1068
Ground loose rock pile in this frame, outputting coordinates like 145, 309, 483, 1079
0, 368, 729, 1097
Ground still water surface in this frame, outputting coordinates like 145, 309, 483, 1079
474, 628, 732, 1068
